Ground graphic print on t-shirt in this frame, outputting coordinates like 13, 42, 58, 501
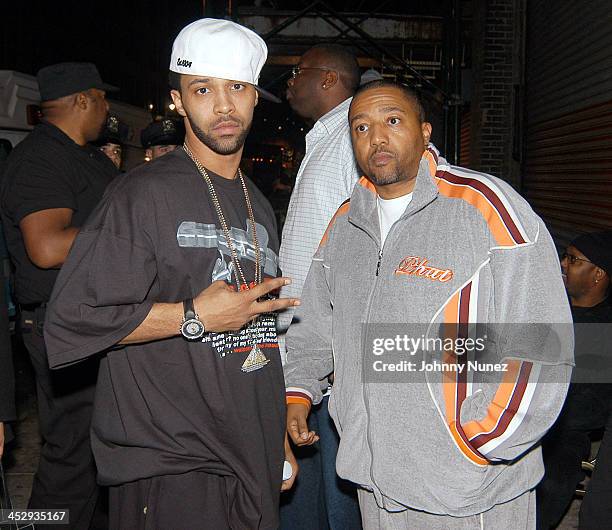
202, 313, 279, 359
177, 218, 280, 360
177, 219, 278, 281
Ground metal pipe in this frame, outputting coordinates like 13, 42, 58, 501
318, 0, 450, 97
262, 1, 323, 40
326, 0, 395, 43
312, 11, 375, 58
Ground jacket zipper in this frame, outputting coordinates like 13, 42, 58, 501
362, 217, 410, 503
375, 249, 383, 276
362, 246, 383, 496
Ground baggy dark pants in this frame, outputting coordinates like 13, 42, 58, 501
21, 306, 103, 530
537, 383, 612, 529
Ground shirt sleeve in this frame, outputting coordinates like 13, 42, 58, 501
9, 158, 78, 222
283, 229, 335, 408
450, 219, 574, 464
44, 186, 158, 368
340, 130, 360, 197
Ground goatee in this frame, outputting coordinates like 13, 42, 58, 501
189, 118, 251, 155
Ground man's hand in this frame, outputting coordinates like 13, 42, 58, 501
281, 434, 299, 492
121, 277, 300, 345
0, 422, 5, 459
196, 277, 300, 332
287, 403, 319, 446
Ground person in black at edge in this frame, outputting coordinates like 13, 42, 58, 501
537, 231, 612, 529
140, 118, 185, 161
44, 19, 299, 530
0, 141, 15, 466
0, 62, 118, 529
0, 258, 14, 463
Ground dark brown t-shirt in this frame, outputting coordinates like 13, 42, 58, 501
45, 149, 285, 530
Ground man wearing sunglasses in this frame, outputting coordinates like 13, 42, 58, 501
538, 231, 612, 529
278, 44, 362, 530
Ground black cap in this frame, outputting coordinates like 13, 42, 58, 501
91, 115, 128, 147
141, 119, 185, 148
571, 231, 612, 275
37, 62, 119, 102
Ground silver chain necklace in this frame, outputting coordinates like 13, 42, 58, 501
183, 143, 269, 372
183, 143, 262, 289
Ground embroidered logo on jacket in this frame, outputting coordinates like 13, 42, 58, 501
394, 256, 454, 283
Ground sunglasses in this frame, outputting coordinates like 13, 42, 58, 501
290, 65, 336, 79
561, 252, 592, 265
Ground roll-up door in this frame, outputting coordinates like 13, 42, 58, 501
459, 109, 471, 168
523, 0, 612, 248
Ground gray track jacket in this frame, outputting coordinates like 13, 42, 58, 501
284, 146, 573, 516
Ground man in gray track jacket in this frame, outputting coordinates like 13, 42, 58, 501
283, 80, 574, 529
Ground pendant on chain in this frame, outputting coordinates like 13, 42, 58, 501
241, 342, 270, 373
183, 144, 270, 373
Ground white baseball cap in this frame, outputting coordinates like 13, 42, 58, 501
170, 18, 267, 86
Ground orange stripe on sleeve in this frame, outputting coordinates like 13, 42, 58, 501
461, 360, 522, 439
449, 422, 489, 465
442, 292, 461, 423
436, 179, 516, 247
441, 287, 489, 466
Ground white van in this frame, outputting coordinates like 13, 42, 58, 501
0, 70, 39, 151
0, 70, 152, 169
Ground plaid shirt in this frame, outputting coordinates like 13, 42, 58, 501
277, 98, 360, 363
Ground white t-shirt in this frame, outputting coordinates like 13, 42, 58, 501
377, 192, 413, 245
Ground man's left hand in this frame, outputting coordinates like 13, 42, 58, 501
281, 434, 298, 492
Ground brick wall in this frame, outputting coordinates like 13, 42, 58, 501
468, 0, 523, 187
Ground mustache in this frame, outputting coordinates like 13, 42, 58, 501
211, 116, 242, 128
369, 148, 397, 159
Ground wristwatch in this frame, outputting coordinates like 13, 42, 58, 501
180, 298, 205, 340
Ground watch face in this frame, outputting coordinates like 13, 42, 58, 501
181, 318, 205, 340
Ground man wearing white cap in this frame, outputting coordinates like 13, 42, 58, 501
44, 19, 299, 529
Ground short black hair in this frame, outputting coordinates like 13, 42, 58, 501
352, 80, 426, 122
309, 44, 360, 94
168, 70, 181, 92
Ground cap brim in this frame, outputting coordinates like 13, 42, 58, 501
256, 86, 281, 104
98, 82, 119, 92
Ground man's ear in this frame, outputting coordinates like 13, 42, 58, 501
422, 122, 433, 145
254, 88, 259, 107
170, 90, 186, 117
145, 148, 153, 161
75, 92, 89, 110
594, 267, 607, 284
322, 70, 338, 90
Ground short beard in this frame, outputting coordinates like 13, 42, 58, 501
189, 116, 251, 155
367, 168, 404, 186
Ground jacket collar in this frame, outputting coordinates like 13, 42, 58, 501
348, 145, 441, 245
